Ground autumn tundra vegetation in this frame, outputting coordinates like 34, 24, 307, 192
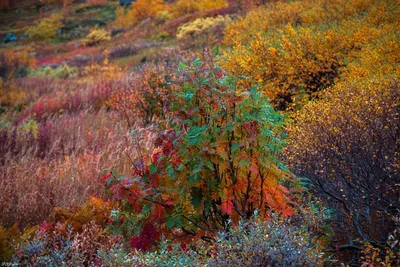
0, 0, 399, 266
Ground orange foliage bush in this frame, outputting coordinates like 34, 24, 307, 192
125, 0, 165, 27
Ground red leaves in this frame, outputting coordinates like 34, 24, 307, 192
221, 189, 234, 215
130, 223, 161, 251
130, 236, 152, 251
221, 199, 234, 215
152, 151, 163, 163
39, 221, 53, 233
100, 173, 112, 184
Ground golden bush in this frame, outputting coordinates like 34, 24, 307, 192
222, 0, 399, 110
26, 14, 63, 42
176, 15, 232, 39
82, 26, 111, 46
174, 0, 228, 17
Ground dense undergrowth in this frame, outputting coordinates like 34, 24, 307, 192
0, 0, 399, 266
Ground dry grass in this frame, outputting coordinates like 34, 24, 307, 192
0, 109, 132, 229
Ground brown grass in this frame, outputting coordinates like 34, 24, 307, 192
0, 109, 132, 229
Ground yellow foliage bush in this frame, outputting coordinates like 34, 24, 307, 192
176, 15, 232, 39
155, 10, 172, 25
129, 0, 165, 25
0, 84, 27, 108
82, 26, 111, 46
114, 6, 131, 28
174, 0, 228, 17
222, 0, 400, 110
26, 14, 63, 42
0, 49, 35, 81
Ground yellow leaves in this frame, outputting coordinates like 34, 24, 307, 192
82, 26, 111, 47
174, 0, 228, 17
114, 6, 131, 28
176, 16, 232, 39
27, 14, 63, 41
114, 0, 167, 27
222, 0, 399, 110
22, 119, 39, 139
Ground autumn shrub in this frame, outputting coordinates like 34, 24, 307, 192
174, 0, 228, 17
108, 48, 188, 126
82, 26, 111, 46
160, 6, 236, 37
105, 56, 295, 249
11, 221, 119, 266
222, 0, 400, 110
0, 50, 35, 81
126, 0, 166, 26
113, 6, 132, 28
33, 64, 78, 79
27, 14, 63, 42
50, 63, 78, 79
285, 78, 400, 262
155, 10, 172, 25
0, 82, 27, 110
176, 15, 232, 40
0, 224, 19, 262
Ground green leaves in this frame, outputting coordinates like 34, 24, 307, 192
188, 174, 201, 184
178, 61, 186, 71
108, 56, 292, 242
148, 163, 158, 175
167, 164, 177, 179
166, 206, 184, 229
186, 125, 207, 145
191, 187, 203, 208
